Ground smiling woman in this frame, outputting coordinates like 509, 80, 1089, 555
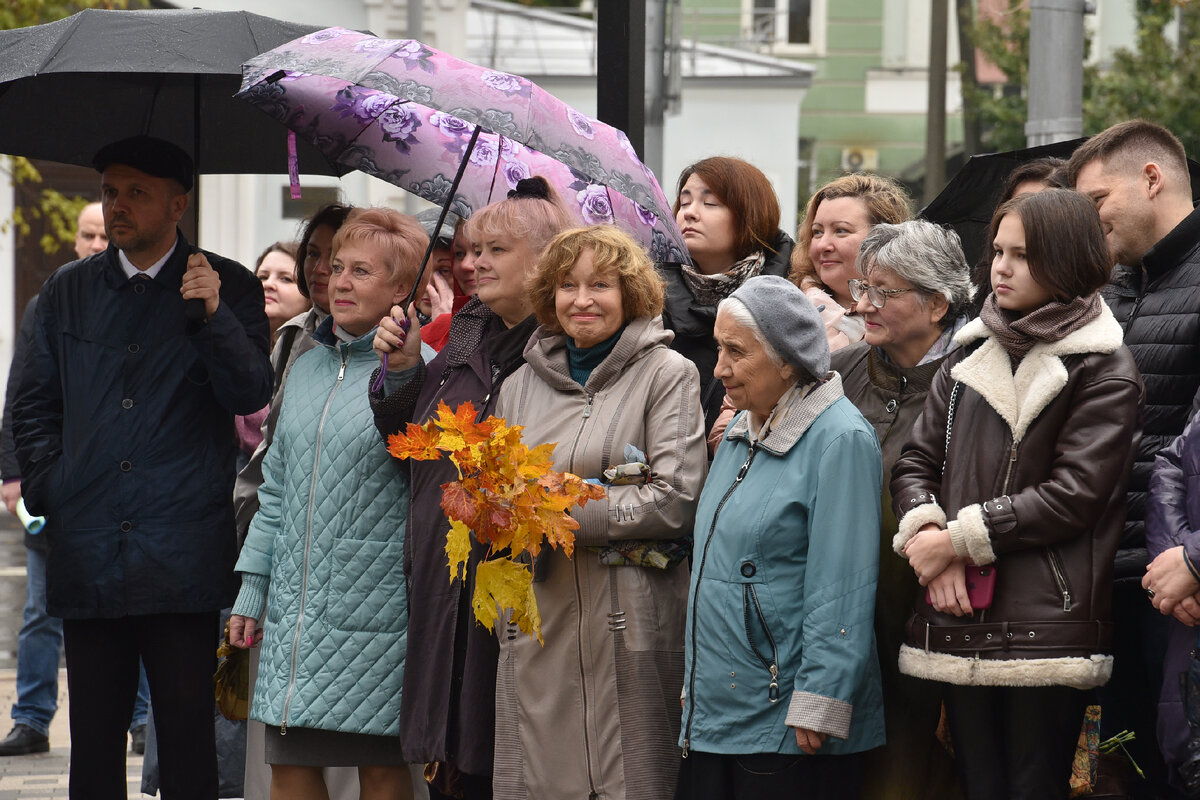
789, 174, 911, 351
495, 224, 706, 799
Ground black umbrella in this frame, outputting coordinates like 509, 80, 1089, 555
0, 7, 340, 176
921, 138, 1200, 269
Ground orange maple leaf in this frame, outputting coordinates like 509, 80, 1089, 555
387, 422, 442, 461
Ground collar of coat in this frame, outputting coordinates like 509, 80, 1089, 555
522, 315, 674, 392
725, 372, 845, 455
949, 301, 1124, 443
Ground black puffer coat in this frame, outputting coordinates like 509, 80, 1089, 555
1101, 206, 1200, 578
658, 230, 794, 430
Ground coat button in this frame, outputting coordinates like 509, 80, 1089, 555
120, 521, 132, 532
133, 283, 146, 295
885, 399, 898, 413
121, 398, 133, 409
740, 562, 756, 578
128, 344, 140, 354
119, 460, 132, 472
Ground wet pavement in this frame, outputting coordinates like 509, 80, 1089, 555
0, 514, 146, 798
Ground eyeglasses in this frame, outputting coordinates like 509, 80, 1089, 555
847, 279, 917, 309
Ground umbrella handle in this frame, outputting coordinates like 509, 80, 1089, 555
400, 125, 482, 311
371, 317, 412, 394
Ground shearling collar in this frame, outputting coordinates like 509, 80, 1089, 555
725, 372, 845, 455
949, 301, 1124, 442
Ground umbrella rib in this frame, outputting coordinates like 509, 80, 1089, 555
35, 11, 87, 74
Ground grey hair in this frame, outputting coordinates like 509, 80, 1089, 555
855, 220, 976, 327
715, 297, 786, 369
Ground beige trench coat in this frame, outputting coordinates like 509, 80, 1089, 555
492, 315, 707, 800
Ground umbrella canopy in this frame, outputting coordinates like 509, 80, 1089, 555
237, 27, 689, 262
0, 8, 338, 176
919, 139, 1083, 268
922, 138, 1200, 268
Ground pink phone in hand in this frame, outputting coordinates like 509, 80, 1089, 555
926, 565, 996, 610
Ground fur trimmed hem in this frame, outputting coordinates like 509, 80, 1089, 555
898, 644, 1113, 690
894, 503, 948, 554
947, 504, 996, 566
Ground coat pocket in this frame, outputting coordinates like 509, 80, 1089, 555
326, 538, 406, 633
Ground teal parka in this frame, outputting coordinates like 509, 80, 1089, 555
235, 319, 422, 737
681, 375, 886, 756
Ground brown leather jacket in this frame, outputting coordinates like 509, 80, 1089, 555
890, 304, 1144, 689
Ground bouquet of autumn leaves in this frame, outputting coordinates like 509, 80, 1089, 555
387, 400, 605, 643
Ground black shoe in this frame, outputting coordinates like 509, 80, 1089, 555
0, 724, 49, 756
130, 724, 146, 755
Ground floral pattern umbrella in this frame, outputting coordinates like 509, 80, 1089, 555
236, 27, 688, 263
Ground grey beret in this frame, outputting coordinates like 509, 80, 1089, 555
415, 207, 459, 245
93, 135, 194, 192
729, 274, 830, 379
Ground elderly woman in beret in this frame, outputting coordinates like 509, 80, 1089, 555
678, 274, 884, 799
493, 224, 707, 799
831, 220, 974, 800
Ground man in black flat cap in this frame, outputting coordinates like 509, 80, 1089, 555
12, 135, 272, 799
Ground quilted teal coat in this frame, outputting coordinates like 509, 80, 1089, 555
235, 319, 420, 737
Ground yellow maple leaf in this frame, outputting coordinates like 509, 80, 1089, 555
473, 557, 543, 644
445, 520, 472, 583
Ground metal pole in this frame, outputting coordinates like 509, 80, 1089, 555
644, 0, 666, 179
923, 0, 948, 206
597, 0, 646, 159
1025, 0, 1085, 146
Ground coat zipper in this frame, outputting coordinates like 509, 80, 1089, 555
743, 584, 781, 703
567, 390, 598, 796
1001, 440, 1018, 495
1046, 547, 1073, 612
682, 444, 758, 758
281, 345, 348, 734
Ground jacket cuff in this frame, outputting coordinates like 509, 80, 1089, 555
894, 500, 947, 555
948, 503, 996, 566
785, 691, 852, 740
573, 496, 611, 546
231, 572, 270, 622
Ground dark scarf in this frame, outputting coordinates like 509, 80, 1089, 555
565, 326, 625, 386
979, 292, 1103, 362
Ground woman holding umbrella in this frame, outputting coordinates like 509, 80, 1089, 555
892, 190, 1143, 799
371, 177, 573, 800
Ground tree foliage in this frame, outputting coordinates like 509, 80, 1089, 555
2, 0, 134, 255
388, 401, 605, 644
964, 0, 1200, 156
959, 0, 1029, 152
1084, 0, 1200, 157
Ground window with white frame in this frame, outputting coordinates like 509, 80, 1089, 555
742, 0, 825, 54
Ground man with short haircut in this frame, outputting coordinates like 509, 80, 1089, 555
13, 136, 271, 799
0, 201, 155, 757
1069, 119, 1200, 798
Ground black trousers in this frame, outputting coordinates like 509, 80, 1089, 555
674, 749, 866, 800
63, 612, 219, 800
943, 683, 1088, 800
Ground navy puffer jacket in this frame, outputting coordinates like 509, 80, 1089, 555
13, 235, 272, 618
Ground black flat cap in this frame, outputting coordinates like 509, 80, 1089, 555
93, 136, 194, 192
